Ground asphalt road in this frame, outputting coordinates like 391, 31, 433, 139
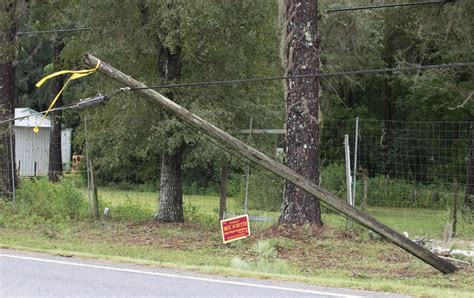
0, 250, 408, 297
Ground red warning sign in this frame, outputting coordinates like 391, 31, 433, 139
220, 214, 250, 244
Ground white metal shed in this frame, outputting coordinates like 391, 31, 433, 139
14, 108, 72, 177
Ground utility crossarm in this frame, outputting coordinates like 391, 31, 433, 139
84, 53, 458, 274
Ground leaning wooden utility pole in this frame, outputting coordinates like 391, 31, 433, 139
84, 54, 457, 274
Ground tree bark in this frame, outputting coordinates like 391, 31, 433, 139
48, 41, 64, 183
279, 0, 322, 226
219, 161, 229, 220
465, 122, 474, 209
155, 147, 184, 222
0, 0, 17, 197
138, 1, 185, 222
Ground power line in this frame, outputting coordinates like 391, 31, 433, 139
326, 0, 452, 13
0, 89, 126, 125
130, 62, 474, 90
15, 1, 456, 36
16, 27, 95, 36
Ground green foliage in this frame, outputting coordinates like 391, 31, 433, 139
253, 239, 277, 259
14, 0, 474, 220
16, 178, 87, 220
365, 176, 459, 209
230, 239, 290, 274
42, 63, 54, 75
110, 198, 153, 222
183, 202, 219, 228
321, 163, 347, 198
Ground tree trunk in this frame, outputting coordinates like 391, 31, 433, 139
0, 0, 17, 197
465, 122, 474, 209
155, 147, 184, 222
138, 1, 185, 222
48, 41, 64, 183
219, 161, 229, 220
279, 0, 323, 226
382, 18, 395, 177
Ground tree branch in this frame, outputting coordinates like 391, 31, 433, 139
448, 91, 474, 110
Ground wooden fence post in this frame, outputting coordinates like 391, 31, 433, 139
219, 161, 229, 220
88, 158, 99, 220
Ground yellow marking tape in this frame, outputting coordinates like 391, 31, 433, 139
33, 60, 101, 133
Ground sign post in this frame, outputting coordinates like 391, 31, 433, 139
220, 215, 250, 244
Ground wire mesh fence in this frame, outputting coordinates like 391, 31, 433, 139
320, 118, 471, 209
226, 118, 472, 228
1, 110, 472, 227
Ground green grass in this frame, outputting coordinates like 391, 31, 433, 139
2, 183, 473, 297
92, 187, 473, 241
1, 220, 473, 298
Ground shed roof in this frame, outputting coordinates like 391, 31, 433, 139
15, 108, 51, 128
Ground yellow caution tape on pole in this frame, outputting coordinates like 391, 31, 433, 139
33, 60, 101, 133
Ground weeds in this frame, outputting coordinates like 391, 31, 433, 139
15, 178, 88, 221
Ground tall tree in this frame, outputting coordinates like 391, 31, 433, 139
138, 1, 185, 222
48, 40, 64, 182
0, 0, 17, 197
279, 0, 323, 226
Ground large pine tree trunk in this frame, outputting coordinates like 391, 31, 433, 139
155, 147, 184, 222
48, 41, 64, 183
279, 0, 323, 226
0, 0, 17, 197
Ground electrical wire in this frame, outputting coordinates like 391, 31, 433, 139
16, 27, 95, 35
129, 62, 474, 90
0, 88, 127, 125
14, 1, 455, 36
326, 0, 452, 13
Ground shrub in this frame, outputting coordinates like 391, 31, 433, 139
111, 198, 153, 221
16, 178, 87, 220
183, 202, 219, 228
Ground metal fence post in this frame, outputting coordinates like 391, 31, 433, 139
352, 116, 359, 206
243, 117, 253, 214
84, 116, 92, 215
344, 134, 353, 228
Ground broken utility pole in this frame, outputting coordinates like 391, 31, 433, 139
84, 53, 457, 274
